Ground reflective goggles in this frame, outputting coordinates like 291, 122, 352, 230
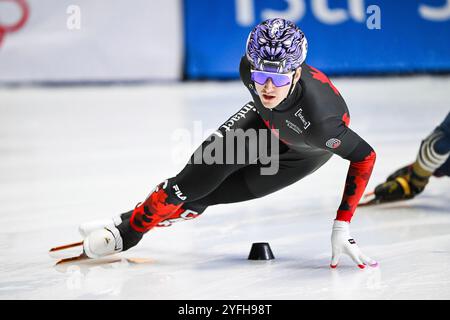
250, 70, 294, 87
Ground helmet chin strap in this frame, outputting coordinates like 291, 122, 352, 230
275, 69, 297, 108
287, 70, 296, 97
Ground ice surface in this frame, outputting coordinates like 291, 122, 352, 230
0, 77, 449, 299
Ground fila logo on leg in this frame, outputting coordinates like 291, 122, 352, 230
173, 184, 187, 201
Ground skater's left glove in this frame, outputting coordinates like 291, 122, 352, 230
330, 220, 378, 269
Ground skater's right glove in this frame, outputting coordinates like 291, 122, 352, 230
330, 220, 378, 269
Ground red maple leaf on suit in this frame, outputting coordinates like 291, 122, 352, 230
309, 66, 341, 96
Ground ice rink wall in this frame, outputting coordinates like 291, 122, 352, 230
184, 0, 450, 78
1, 0, 450, 83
